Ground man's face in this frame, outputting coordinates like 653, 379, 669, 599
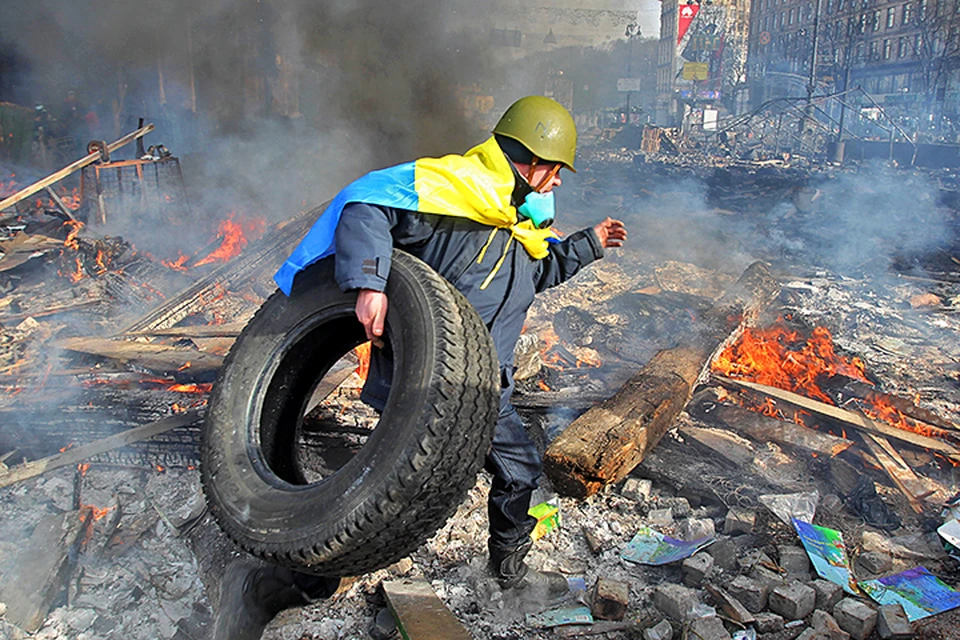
527, 162, 563, 193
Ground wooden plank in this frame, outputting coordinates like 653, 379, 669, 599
124, 321, 248, 338
0, 298, 103, 324
0, 124, 155, 213
543, 261, 781, 499
679, 426, 756, 467
44, 187, 76, 220
717, 377, 960, 460
0, 509, 92, 632
708, 402, 854, 457
0, 410, 202, 489
858, 424, 945, 512
382, 579, 473, 640
59, 337, 223, 375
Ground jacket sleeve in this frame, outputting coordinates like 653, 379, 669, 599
534, 227, 605, 293
334, 202, 400, 292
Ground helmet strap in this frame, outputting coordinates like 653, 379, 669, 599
524, 157, 562, 193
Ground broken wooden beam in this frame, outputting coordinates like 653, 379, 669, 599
59, 337, 223, 377
700, 399, 854, 458
123, 321, 248, 338
382, 578, 473, 640
717, 377, 960, 461
0, 410, 202, 489
0, 508, 92, 631
544, 261, 780, 499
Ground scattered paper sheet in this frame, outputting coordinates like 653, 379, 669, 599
525, 606, 593, 628
792, 519, 859, 594
859, 566, 960, 621
621, 525, 714, 566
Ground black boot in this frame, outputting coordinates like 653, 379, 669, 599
212, 561, 341, 640
488, 538, 568, 596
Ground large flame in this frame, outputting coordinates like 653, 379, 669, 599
194, 213, 266, 267
711, 318, 869, 405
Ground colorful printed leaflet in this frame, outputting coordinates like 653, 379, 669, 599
792, 519, 859, 595
525, 606, 593, 628
620, 526, 714, 566
859, 567, 960, 622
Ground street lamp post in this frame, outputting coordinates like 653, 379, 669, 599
625, 22, 641, 123
802, 0, 823, 139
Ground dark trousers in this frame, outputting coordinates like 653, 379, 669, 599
485, 406, 541, 549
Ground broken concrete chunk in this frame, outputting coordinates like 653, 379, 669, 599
643, 619, 673, 640
382, 579, 472, 640
811, 579, 844, 612
727, 575, 769, 613
811, 609, 851, 640
583, 526, 605, 554
768, 581, 816, 620
590, 577, 629, 621
688, 615, 732, 640
621, 477, 653, 502
652, 583, 700, 622
854, 550, 892, 577
706, 537, 739, 572
704, 584, 755, 625
777, 545, 811, 575
754, 611, 785, 633
647, 508, 673, 526
833, 598, 878, 640
680, 517, 715, 541
723, 507, 756, 535
682, 552, 714, 586
876, 604, 912, 640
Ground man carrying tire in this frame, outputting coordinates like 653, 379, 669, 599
213, 95, 626, 638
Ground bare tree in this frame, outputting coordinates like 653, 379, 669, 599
909, 0, 960, 131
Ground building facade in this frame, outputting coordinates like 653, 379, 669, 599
656, 0, 754, 126
747, 0, 960, 131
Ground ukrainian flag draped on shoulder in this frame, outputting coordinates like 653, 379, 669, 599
273, 136, 557, 295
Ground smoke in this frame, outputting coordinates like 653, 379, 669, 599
0, 0, 505, 255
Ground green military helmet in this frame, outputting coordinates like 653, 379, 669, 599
493, 96, 577, 172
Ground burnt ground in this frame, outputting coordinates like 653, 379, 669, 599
1, 141, 960, 639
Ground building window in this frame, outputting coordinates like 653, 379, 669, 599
870, 40, 879, 59
838, 0, 846, 12
916, 33, 923, 52
903, 3, 912, 24
883, 39, 891, 58
827, 0, 835, 13
872, 10, 880, 30
898, 36, 908, 57
490, 28, 522, 47
919, 0, 928, 18
886, 7, 895, 27
789, 8, 794, 24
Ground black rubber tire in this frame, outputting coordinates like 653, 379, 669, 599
201, 250, 500, 576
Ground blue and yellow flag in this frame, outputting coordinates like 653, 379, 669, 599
274, 136, 556, 295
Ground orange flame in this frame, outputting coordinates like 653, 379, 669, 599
354, 342, 371, 380
711, 319, 869, 405
538, 379, 552, 392
194, 213, 266, 266
63, 220, 83, 250
162, 251, 190, 272
168, 383, 213, 394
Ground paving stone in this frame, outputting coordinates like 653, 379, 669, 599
621, 478, 653, 502
777, 545, 811, 574
855, 551, 892, 576
590, 577, 629, 621
795, 630, 818, 640
688, 615, 731, 640
653, 583, 700, 622
754, 611, 785, 633
876, 604, 912, 639
751, 565, 788, 590
811, 609, 850, 640
833, 598, 878, 640
659, 497, 692, 517
682, 552, 714, 586
680, 517, 716, 541
705, 537, 739, 572
723, 507, 756, 535
648, 508, 674, 526
768, 581, 816, 620
811, 579, 844, 612
643, 619, 673, 640
727, 575, 769, 613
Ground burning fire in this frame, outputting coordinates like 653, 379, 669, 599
711, 319, 869, 405
194, 212, 266, 267
162, 251, 190, 272
354, 342, 371, 380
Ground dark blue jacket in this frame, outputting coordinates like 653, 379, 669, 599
334, 203, 604, 412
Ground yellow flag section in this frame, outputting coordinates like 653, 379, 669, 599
414, 136, 556, 260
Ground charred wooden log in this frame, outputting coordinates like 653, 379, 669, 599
543, 261, 780, 499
